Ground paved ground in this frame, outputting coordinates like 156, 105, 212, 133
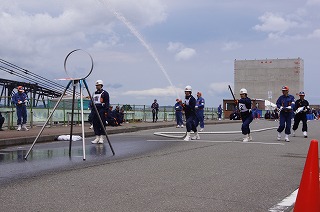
0, 119, 231, 147
0, 119, 319, 212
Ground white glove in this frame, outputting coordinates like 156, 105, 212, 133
195, 106, 198, 109
286, 106, 292, 110
279, 106, 283, 111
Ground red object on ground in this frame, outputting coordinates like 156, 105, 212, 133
294, 139, 320, 212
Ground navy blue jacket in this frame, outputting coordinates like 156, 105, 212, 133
184, 95, 196, 118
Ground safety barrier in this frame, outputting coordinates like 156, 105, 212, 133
0, 104, 218, 129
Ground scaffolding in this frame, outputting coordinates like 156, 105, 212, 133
0, 58, 77, 107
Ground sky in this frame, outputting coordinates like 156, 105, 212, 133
1, 0, 320, 107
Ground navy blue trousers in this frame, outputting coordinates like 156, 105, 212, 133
277, 111, 292, 135
16, 105, 27, 125
186, 115, 197, 132
241, 114, 253, 135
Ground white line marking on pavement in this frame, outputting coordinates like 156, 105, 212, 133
268, 189, 298, 212
147, 140, 284, 145
154, 126, 278, 136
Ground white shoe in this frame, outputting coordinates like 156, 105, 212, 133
248, 134, 253, 141
199, 128, 204, 132
303, 131, 308, 138
22, 124, 29, 131
243, 136, 249, 142
218, 118, 221, 121
180, 125, 184, 128
191, 132, 200, 140
184, 132, 191, 141
91, 135, 100, 144
176, 125, 180, 128
292, 130, 295, 137
17, 125, 21, 131
277, 132, 281, 141
98, 136, 104, 144
285, 134, 290, 142
89, 125, 93, 129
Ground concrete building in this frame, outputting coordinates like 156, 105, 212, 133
234, 58, 304, 104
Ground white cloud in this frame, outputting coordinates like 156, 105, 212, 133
221, 42, 242, 51
167, 42, 196, 61
209, 82, 232, 95
167, 42, 184, 52
175, 48, 196, 61
253, 12, 298, 34
308, 28, 320, 38
123, 86, 183, 97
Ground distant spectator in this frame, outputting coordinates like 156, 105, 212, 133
195, 92, 205, 131
0, 111, 5, 131
271, 111, 275, 119
106, 106, 118, 127
217, 104, 222, 120
252, 107, 259, 119
119, 107, 125, 125
264, 110, 271, 119
113, 106, 123, 126
11, 86, 29, 131
229, 107, 240, 120
151, 99, 159, 122
174, 99, 184, 128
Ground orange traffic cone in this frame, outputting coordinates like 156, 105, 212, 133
294, 139, 320, 212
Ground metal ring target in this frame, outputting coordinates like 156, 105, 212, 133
64, 49, 94, 79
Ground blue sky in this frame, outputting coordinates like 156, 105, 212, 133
1, 0, 320, 107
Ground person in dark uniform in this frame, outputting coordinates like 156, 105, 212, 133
292, 91, 310, 138
276, 86, 295, 142
90, 80, 109, 144
217, 104, 222, 120
0, 111, 5, 131
195, 91, 205, 131
106, 106, 117, 126
11, 86, 29, 131
174, 99, 184, 128
264, 110, 271, 119
119, 108, 125, 125
151, 99, 159, 122
113, 106, 122, 126
238, 88, 253, 142
182, 85, 199, 141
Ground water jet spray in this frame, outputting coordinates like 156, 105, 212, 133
97, 0, 180, 99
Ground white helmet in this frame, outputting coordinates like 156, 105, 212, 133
185, 85, 192, 92
240, 88, 247, 94
96, 80, 103, 86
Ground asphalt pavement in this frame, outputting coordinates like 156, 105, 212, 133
0, 119, 319, 212
0, 119, 232, 147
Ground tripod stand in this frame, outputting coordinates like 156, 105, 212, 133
24, 78, 115, 160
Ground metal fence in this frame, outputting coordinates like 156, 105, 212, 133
0, 97, 218, 129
